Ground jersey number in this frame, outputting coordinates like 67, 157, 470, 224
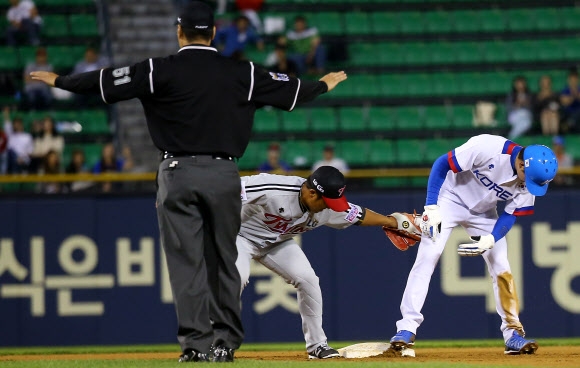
112, 67, 131, 86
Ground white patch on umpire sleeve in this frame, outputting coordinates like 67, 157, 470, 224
248, 62, 255, 101
148, 58, 154, 94
289, 78, 301, 111
344, 205, 360, 223
240, 181, 248, 200
99, 69, 108, 104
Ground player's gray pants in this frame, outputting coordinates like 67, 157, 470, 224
157, 156, 244, 353
236, 236, 327, 352
396, 193, 524, 342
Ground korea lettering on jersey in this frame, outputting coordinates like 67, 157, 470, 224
442, 134, 534, 216
239, 174, 365, 249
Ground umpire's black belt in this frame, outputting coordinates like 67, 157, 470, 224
162, 152, 233, 161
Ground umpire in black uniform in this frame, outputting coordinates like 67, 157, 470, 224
30, 1, 346, 363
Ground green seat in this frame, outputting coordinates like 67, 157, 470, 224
244, 48, 268, 64
424, 138, 453, 162
381, 74, 405, 97
396, 107, 423, 130
310, 140, 337, 164
0, 47, 19, 70
338, 107, 366, 132
69, 14, 99, 37
563, 38, 580, 60
561, 7, 580, 30
452, 105, 475, 128
350, 75, 382, 97
345, 12, 371, 34
349, 44, 377, 66
510, 40, 538, 63
368, 107, 397, 132
432, 73, 458, 96
403, 42, 430, 65
42, 15, 69, 38
565, 135, 580, 160
481, 41, 512, 63
17, 46, 37, 67
405, 74, 432, 97
424, 11, 454, 33
376, 43, 403, 66
452, 10, 481, 33
411, 177, 429, 187
253, 108, 280, 133
430, 42, 456, 64
238, 141, 269, 170
455, 41, 482, 64
424, 106, 452, 130
371, 13, 399, 34
46, 46, 85, 69
312, 12, 342, 35
537, 40, 565, 61
281, 109, 309, 133
78, 110, 109, 134
535, 9, 561, 31
399, 11, 424, 34
310, 108, 337, 132
395, 139, 424, 165
368, 140, 395, 166
283, 140, 313, 168
480, 10, 506, 32
507, 9, 535, 32
338, 140, 369, 166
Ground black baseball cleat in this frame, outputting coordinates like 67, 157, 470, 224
178, 349, 210, 362
212, 346, 235, 362
308, 344, 340, 359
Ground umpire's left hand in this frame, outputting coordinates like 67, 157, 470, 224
319, 71, 348, 92
29, 71, 59, 87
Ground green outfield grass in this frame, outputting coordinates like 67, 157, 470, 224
1, 339, 579, 368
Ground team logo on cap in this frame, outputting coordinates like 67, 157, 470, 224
312, 178, 324, 193
337, 186, 345, 197
195, 25, 208, 28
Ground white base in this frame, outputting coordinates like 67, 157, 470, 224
337, 342, 416, 359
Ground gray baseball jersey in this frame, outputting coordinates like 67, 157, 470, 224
239, 173, 366, 249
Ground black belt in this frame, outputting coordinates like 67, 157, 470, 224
162, 152, 233, 161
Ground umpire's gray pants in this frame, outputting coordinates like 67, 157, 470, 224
156, 155, 244, 353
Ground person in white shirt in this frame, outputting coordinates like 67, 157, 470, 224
6, 0, 41, 46
388, 134, 558, 356
312, 144, 348, 174
3, 107, 33, 173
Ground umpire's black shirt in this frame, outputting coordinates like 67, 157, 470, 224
55, 44, 328, 158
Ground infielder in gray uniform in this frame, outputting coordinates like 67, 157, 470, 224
237, 166, 419, 359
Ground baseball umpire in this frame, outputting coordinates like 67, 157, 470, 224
30, 1, 347, 363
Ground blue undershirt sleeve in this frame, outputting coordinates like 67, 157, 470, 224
491, 212, 517, 242
425, 154, 451, 206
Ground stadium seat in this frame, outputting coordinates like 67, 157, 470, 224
368, 140, 395, 166
452, 10, 481, 33
430, 42, 456, 65
395, 139, 424, 165
283, 140, 313, 168
396, 107, 423, 130
424, 138, 453, 162
368, 107, 396, 132
253, 108, 280, 133
480, 10, 506, 32
77, 110, 110, 134
565, 135, 580, 160
423, 106, 452, 130
452, 105, 475, 129
338, 107, 367, 132
310, 108, 337, 132
424, 11, 454, 34
312, 12, 342, 35
373, 177, 409, 188
371, 13, 399, 35
238, 141, 269, 170
399, 12, 424, 34
42, 15, 69, 38
345, 12, 371, 35
0, 47, 19, 70
281, 109, 309, 133
46, 46, 85, 70
338, 140, 369, 166
69, 14, 99, 37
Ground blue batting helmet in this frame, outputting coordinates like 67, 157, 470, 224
523, 145, 558, 196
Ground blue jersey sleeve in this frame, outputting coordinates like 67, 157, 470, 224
491, 211, 517, 241
425, 154, 451, 205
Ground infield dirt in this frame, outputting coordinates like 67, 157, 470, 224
1, 346, 579, 366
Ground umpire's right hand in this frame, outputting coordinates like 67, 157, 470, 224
320, 71, 347, 91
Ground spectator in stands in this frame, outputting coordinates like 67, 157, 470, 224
23, 47, 53, 110
312, 144, 349, 174
258, 142, 291, 174
285, 15, 325, 76
37, 149, 62, 193
3, 106, 33, 173
30, 115, 64, 173
65, 148, 94, 192
560, 68, 580, 133
5, 0, 41, 46
506, 75, 533, 140
72, 47, 109, 107
533, 75, 560, 135
234, 0, 264, 33
92, 143, 126, 192
267, 42, 299, 78
551, 136, 573, 186
0, 127, 7, 174
214, 15, 263, 58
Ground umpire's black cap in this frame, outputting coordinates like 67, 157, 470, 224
175, 1, 214, 30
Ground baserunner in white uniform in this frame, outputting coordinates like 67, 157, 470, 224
389, 134, 558, 355
237, 166, 418, 359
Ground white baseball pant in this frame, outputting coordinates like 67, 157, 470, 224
236, 235, 327, 351
396, 194, 524, 342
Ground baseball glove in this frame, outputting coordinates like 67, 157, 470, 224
383, 212, 422, 251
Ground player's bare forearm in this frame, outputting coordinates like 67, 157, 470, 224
359, 209, 397, 227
